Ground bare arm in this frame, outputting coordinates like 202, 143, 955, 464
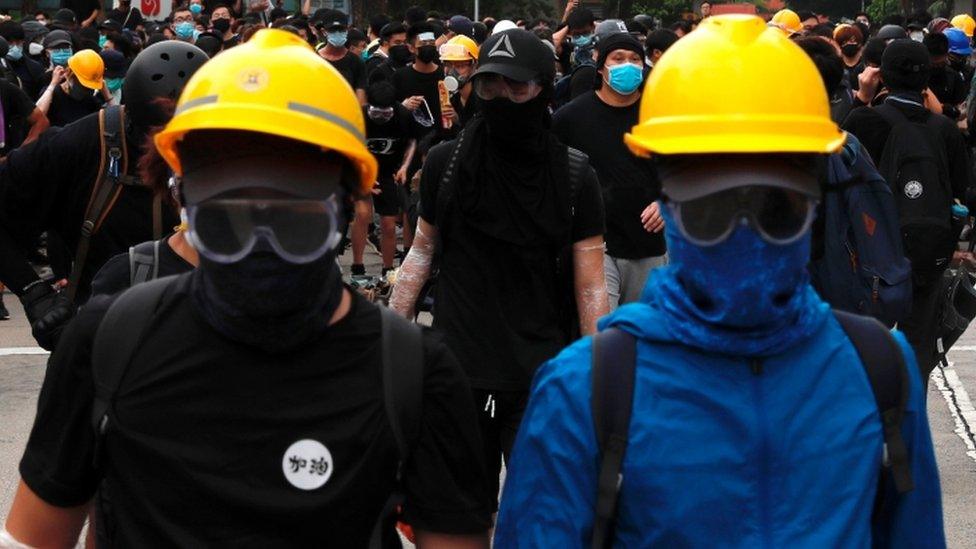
5, 480, 89, 548
23, 108, 49, 146
302, 0, 311, 15
356, 88, 367, 106
414, 530, 489, 549
81, 9, 99, 28
572, 235, 609, 335
36, 67, 66, 115
389, 218, 438, 318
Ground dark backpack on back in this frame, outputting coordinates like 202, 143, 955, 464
589, 311, 914, 548
90, 277, 424, 548
874, 103, 956, 278
810, 135, 913, 325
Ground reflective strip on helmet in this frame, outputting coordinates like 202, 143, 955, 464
175, 94, 219, 115
287, 101, 365, 143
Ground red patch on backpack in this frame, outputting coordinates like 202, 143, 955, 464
862, 213, 877, 237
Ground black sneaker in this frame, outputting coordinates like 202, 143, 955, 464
351, 263, 366, 276
367, 231, 382, 255
0, 295, 9, 321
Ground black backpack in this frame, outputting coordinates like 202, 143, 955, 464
128, 239, 161, 286
589, 310, 914, 548
874, 103, 956, 277
90, 276, 424, 548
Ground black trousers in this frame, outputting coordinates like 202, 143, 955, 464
900, 269, 946, 386
470, 388, 528, 510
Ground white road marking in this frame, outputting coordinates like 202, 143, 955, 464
948, 346, 976, 352
932, 362, 976, 464
0, 347, 49, 357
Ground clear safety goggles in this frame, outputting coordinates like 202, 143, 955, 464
186, 196, 343, 264
667, 186, 818, 247
439, 43, 474, 60
473, 74, 543, 103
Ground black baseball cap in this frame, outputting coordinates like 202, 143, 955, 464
472, 29, 555, 83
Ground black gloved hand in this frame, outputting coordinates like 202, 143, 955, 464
19, 282, 76, 351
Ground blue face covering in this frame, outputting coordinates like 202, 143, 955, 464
98, 34, 108, 49
6, 44, 22, 61
190, 3, 203, 14
572, 33, 593, 47
640, 204, 825, 357
605, 62, 643, 95
175, 21, 196, 40
327, 30, 348, 47
50, 48, 72, 67
106, 77, 124, 92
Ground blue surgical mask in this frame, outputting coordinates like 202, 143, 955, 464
175, 21, 196, 40
190, 3, 203, 14
98, 34, 108, 49
106, 77, 124, 92
361, 49, 370, 61
6, 44, 22, 61
327, 30, 347, 47
572, 33, 593, 48
605, 62, 644, 95
50, 48, 72, 67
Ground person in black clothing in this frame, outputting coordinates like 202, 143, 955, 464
313, 9, 366, 104
844, 39, 975, 378
925, 32, 967, 122
351, 82, 419, 278
0, 21, 46, 100
365, 22, 408, 83
439, 34, 480, 129
209, 4, 240, 49
62, 0, 100, 29
36, 63, 108, 128
105, 0, 144, 31
3, 30, 490, 547
0, 77, 48, 156
645, 28, 678, 70
554, 32, 665, 310
393, 23, 444, 138
0, 41, 206, 350
390, 29, 608, 505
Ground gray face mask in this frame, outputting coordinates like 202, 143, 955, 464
28, 42, 44, 56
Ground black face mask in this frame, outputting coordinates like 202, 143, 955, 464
950, 55, 968, 71
841, 43, 860, 58
190, 248, 345, 354
389, 44, 412, 65
417, 44, 438, 64
482, 96, 550, 155
212, 18, 231, 34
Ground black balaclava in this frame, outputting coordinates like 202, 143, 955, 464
180, 132, 349, 354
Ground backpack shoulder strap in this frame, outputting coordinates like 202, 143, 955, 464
128, 239, 161, 287
91, 275, 177, 466
67, 105, 128, 302
378, 305, 425, 472
590, 327, 638, 549
433, 129, 468, 230
566, 146, 589, 206
832, 310, 914, 495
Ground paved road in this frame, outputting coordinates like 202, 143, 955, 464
1, 254, 975, 545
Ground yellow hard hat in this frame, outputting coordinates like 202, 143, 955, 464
625, 14, 845, 157
769, 9, 802, 35
155, 28, 377, 194
439, 35, 479, 61
67, 49, 104, 90
951, 14, 976, 37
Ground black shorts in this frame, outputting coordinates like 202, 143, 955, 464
372, 178, 400, 217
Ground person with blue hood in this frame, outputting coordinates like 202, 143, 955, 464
494, 15, 944, 548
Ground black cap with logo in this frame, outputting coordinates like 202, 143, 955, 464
472, 29, 555, 84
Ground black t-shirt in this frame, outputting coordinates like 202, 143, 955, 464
326, 51, 367, 91
62, 0, 100, 19
46, 85, 104, 128
9, 56, 47, 101
392, 65, 445, 137
105, 6, 143, 29
552, 91, 665, 259
418, 140, 604, 391
448, 90, 481, 129
0, 78, 36, 155
364, 104, 418, 181
0, 112, 179, 300
89, 236, 196, 297
20, 277, 490, 546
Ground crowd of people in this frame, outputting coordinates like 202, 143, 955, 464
0, 0, 972, 546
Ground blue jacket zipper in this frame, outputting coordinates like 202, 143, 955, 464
750, 358, 773, 549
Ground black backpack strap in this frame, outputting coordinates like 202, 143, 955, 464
433, 128, 468, 234
590, 327, 638, 549
67, 105, 128, 302
566, 146, 589, 210
369, 306, 425, 549
128, 239, 161, 286
90, 275, 176, 468
832, 310, 914, 497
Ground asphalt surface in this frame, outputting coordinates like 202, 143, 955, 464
1, 251, 975, 545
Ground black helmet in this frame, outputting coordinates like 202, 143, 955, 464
122, 40, 209, 128
877, 24, 908, 41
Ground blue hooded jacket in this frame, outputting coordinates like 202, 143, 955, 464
494, 291, 944, 547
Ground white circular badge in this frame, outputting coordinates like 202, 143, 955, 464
904, 181, 924, 199
282, 439, 334, 490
